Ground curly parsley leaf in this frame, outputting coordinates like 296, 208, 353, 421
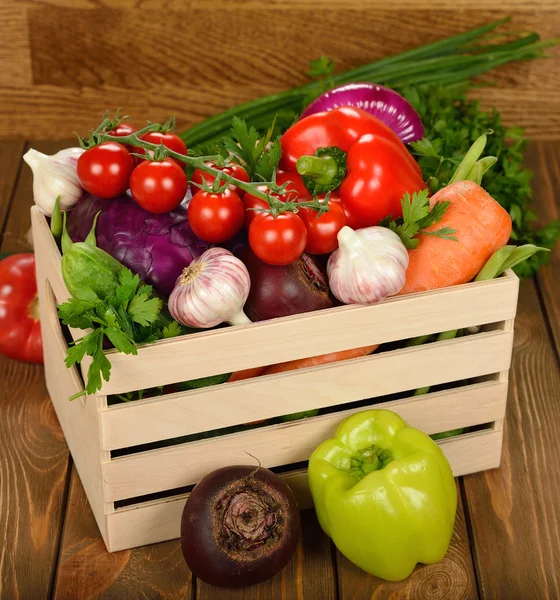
388, 190, 457, 249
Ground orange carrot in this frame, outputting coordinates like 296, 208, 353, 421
228, 345, 378, 382
228, 366, 268, 382
399, 180, 512, 295
262, 345, 378, 375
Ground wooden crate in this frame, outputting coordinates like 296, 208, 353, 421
31, 206, 519, 552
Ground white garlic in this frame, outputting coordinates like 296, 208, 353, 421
327, 226, 409, 305
23, 147, 85, 216
169, 248, 251, 328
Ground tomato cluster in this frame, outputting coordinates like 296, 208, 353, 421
77, 127, 346, 267
77, 125, 188, 214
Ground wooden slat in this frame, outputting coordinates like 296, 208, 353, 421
95, 273, 518, 395
101, 428, 500, 551
0, 7, 32, 88
0, 140, 70, 600
0, 140, 26, 234
53, 468, 194, 600
526, 141, 560, 356
336, 481, 478, 599
462, 280, 560, 598
0, 9, 558, 139
103, 374, 509, 502
99, 337, 511, 450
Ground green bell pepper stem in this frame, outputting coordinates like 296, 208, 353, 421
296, 154, 340, 184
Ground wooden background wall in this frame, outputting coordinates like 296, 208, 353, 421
1, 1, 559, 140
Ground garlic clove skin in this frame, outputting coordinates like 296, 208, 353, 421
23, 147, 85, 216
169, 248, 252, 328
327, 226, 409, 305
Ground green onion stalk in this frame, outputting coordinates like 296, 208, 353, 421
180, 19, 557, 147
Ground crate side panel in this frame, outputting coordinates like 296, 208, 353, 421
101, 330, 513, 450
101, 272, 519, 394
103, 378, 508, 501
33, 211, 109, 544
105, 428, 503, 552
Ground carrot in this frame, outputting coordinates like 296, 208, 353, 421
399, 180, 512, 295
228, 345, 378, 382
228, 366, 268, 382
262, 345, 378, 375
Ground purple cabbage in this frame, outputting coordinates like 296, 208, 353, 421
66, 193, 210, 297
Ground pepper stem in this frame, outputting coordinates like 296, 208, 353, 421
296, 155, 339, 185
349, 444, 393, 480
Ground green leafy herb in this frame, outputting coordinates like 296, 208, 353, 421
401, 84, 560, 276
387, 189, 457, 249
222, 116, 281, 181
58, 267, 169, 398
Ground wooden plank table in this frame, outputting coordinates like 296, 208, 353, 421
0, 140, 559, 600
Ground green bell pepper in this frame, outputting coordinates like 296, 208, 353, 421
308, 409, 457, 581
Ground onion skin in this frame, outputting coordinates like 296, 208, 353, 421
181, 465, 300, 588
237, 247, 333, 321
300, 83, 424, 144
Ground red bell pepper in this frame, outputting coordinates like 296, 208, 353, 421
280, 107, 425, 229
0, 253, 43, 364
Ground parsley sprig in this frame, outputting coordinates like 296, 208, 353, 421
384, 189, 457, 250
58, 269, 165, 399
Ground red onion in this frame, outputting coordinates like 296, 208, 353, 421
237, 247, 333, 321
300, 83, 424, 144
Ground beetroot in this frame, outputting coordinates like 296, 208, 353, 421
181, 465, 300, 588
237, 247, 333, 321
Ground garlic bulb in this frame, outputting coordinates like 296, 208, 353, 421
23, 147, 85, 216
169, 248, 252, 328
327, 226, 409, 305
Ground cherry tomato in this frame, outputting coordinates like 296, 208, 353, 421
139, 131, 187, 168
191, 162, 250, 197
327, 192, 359, 228
188, 188, 245, 243
298, 200, 347, 254
243, 185, 272, 228
107, 122, 143, 161
249, 212, 307, 266
77, 142, 134, 199
129, 159, 188, 214
275, 170, 310, 201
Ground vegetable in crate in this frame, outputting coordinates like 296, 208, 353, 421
188, 186, 245, 244
77, 142, 135, 199
281, 107, 424, 228
129, 158, 188, 214
169, 248, 251, 328
58, 218, 179, 397
23, 147, 84, 215
0, 254, 43, 364
300, 82, 424, 144
308, 409, 456, 581
399, 180, 512, 294
66, 193, 210, 297
327, 226, 409, 305
237, 247, 332, 321
181, 465, 300, 587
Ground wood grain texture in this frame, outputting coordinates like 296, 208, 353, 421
0, 140, 25, 236
0, 6, 558, 138
526, 141, 560, 357
336, 483, 478, 600
196, 509, 337, 600
0, 140, 70, 600
53, 468, 193, 600
462, 279, 560, 599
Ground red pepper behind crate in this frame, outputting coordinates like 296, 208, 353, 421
0, 253, 43, 364
280, 107, 425, 229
